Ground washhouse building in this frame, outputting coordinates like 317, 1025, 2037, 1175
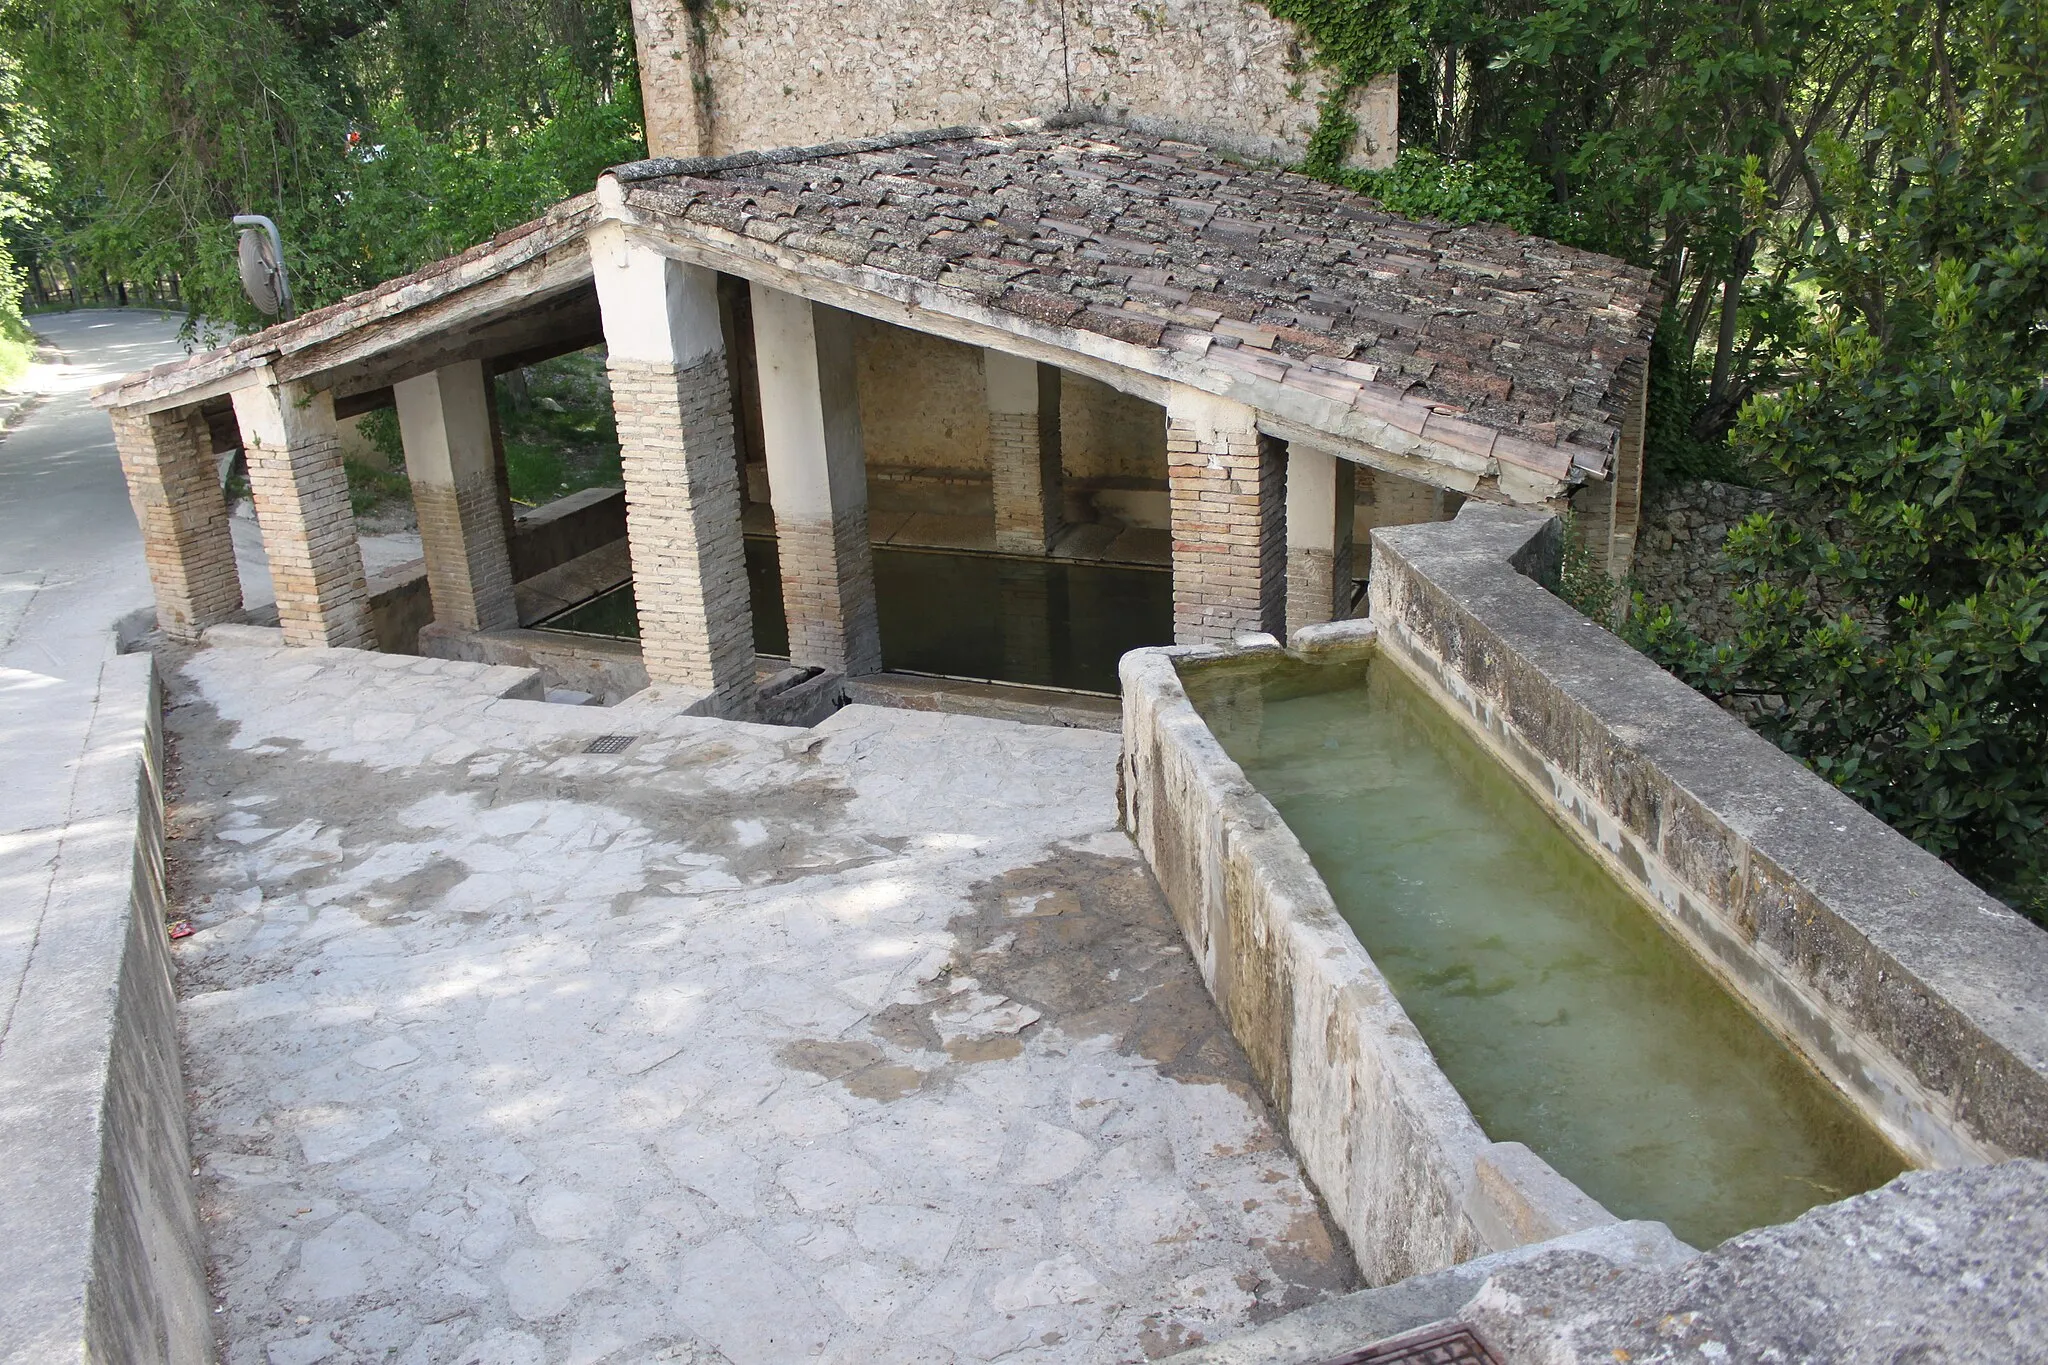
94, 3, 1657, 718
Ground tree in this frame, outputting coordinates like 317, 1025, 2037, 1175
1634, 0, 2048, 917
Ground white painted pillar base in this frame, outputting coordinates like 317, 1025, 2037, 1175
232, 377, 372, 649
591, 221, 758, 717
753, 283, 881, 676
1284, 444, 1356, 637
395, 361, 518, 632
983, 349, 1062, 555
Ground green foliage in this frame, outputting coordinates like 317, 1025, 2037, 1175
1, 0, 643, 330
1349, 145, 1563, 237
496, 351, 621, 505
342, 455, 410, 517
1644, 320, 1745, 487
355, 407, 405, 464
1632, 5, 2048, 917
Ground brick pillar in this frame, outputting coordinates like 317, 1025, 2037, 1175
591, 222, 757, 716
1284, 444, 1356, 637
752, 284, 881, 675
109, 405, 243, 642
1166, 389, 1285, 644
984, 349, 1063, 555
394, 361, 518, 631
231, 378, 372, 648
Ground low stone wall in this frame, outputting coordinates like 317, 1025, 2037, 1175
506, 486, 627, 583
1369, 503, 2048, 1167
0, 655, 210, 1364
1119, 631, 1619, 1285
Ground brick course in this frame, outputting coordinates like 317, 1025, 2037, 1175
412, 476, 518, 632
777, 508, 881, 675
608, 354, 759, 716
1167, 415, 1286, 643
109, 406, 242, 641
233, 384, 372, 649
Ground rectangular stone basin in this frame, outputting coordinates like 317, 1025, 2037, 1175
1175, 643, 1903, 1250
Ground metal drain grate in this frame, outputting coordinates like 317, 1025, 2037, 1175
1314, 1324, 1502, 1365
583, 734, 638, 755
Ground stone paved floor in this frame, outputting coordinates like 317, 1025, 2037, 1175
164, 643, 1351, 1365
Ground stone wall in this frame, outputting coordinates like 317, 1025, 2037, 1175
1629, 480, 1782, 638
638, 0, 1396, 167
0, 655, 212, 1364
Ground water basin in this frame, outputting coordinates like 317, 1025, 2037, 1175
1178, 648, 1904, 1248
538, 538, 1172, 694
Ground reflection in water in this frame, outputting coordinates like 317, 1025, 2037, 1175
1181, 652, 1904, 1248
537, 538, 1173, 694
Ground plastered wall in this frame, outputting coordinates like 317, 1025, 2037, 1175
634, 0, 1396, 167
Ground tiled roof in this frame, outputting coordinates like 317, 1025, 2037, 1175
613, 123, 1659, 478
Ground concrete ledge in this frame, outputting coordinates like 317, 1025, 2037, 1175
1369, 504, 2048, 1166
847, 673, 1122, 731
1164, 1219, 1692, 1364
1119, 642, 1577, 1284
508, 486, 626, 583
421, 622, 647, 704
0, 655, 210, 1363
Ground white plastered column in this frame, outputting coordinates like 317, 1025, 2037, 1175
394, 360, 518, 632
1284, 444, 1356, 637
752, 283, 881, 676
591, 220, 758, 716
232, 375, 373, 649
983, 349, 1063, 555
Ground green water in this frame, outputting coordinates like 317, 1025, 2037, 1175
1180, 652, 1904, 1248
537, 538, 1172, 694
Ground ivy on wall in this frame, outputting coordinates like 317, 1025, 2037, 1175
1254, 0, 1434, 173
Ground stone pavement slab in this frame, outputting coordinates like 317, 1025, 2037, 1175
165, 643, 1352, 1364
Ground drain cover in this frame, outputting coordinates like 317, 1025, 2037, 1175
1313, 1324, 1501, 1365
584, 734, 638, 755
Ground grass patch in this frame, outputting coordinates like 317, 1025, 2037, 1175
0, 306, 36, 389
344, 457, 411, 517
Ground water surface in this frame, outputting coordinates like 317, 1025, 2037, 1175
539, 538, 1172, 694
1181, 651, 1903, 1247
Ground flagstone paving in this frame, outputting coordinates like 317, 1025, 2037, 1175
163, 642, 1352, 1365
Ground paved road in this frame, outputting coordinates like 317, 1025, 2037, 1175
1, 309, 192, 827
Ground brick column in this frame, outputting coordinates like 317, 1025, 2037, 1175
1166, 389, 1285, 643
231, 377, 372, 649
983, 349, 1063, 555
591, 222, 757, 716
394, 361, 518, 631
1284, 443, 1356, 637
752, 284, 881, 676
109, 405, 242, 642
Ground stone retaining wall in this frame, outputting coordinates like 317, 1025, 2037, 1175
0, 655, 211, 1364
1629, 479, 1780, 636
1369, 503, 2048, 1167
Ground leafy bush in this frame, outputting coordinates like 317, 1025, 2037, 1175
1630, 17, 2048, 920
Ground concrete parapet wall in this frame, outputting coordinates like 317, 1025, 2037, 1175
507, 486, 629, 584
1119, 637, 1612, 1284
1367, 503, 2048, 1167
0, 654, 210, 1364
